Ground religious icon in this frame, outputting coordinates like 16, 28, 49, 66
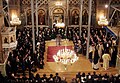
38, 10, 45, 25
72, 10, 79, 25
82, 10, 88, 25
27, 10, 32, 25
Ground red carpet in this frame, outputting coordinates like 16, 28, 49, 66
47, 46, 72, 62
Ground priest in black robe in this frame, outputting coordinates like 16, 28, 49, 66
92, 46, 100, 70
110, 46, 118, 67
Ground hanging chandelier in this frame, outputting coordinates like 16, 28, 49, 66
53, 48, 79, 65
55, 22, 65, 28
98, 16, 108, 26
10, 14, 21, 26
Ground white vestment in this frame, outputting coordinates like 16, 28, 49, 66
97, 44, 104, 59
102, 53, 111, 70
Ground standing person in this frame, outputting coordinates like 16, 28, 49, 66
81, 72, 87, 83
92, 46, 100, 70
89, 44, 95, 61
47, 74, 54, 83
56, 34, 61, 46
70, 78, 77, 83
61, 77, 67, 83
97, 41, 104, 61
110, 45, 118, 67
35, 74, 41, 83
6, 61, 12, 76
53, 73, 61, 83
41, 74, 47, 83
102, 53, 111, 70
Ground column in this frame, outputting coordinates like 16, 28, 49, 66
79, 0, 83, 37
86, 0, 92, 59
107, 0, 112, 20
36, 0, 39, 36
66, 0, 69, 26
25, 11, 27, 26
31, 0, 35, 52
0, 0, 3, 62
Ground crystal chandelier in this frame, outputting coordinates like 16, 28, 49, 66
53, 48, 79, 65
55, 22, 65, 28
10, 14, 21, 26
98, 16, 108, 26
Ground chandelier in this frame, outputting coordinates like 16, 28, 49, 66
98, 16, 108, 26
55, 22, 65, 28
10, 14, 21, 26
53, 47, 79, 65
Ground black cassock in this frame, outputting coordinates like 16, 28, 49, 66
93, 49, 100, 70
94, 49, 100, 64
110, 46, 118, 67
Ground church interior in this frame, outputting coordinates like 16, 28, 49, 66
0, 0, 120, 83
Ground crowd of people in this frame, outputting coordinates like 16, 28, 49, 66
74, 72, 120, 83
5, 26, 118, 82
0, 72, 66, 83
6, 27, 46, 77
1, 71, 120, 83
71, 27, 118, 70
42, 27, 118, 71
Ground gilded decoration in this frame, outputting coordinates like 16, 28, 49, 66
53, 8, 64, 25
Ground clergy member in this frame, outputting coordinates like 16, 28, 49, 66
102, 53, 111, 70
